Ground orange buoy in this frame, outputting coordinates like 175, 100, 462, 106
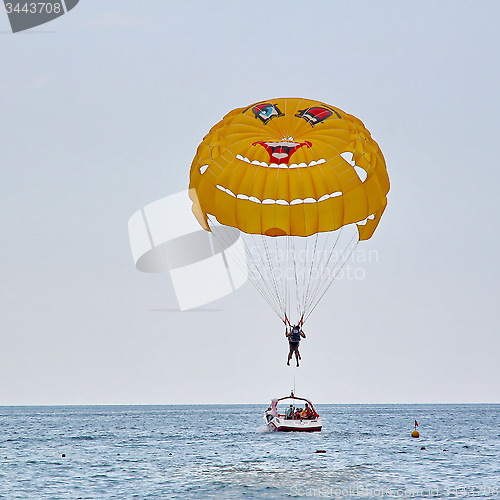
411, 419, 420, 438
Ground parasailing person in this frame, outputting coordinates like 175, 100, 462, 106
286, 324, 306, 367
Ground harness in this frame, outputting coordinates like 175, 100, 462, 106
289, 327, 301, 343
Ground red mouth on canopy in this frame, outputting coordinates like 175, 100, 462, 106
252, 140, 312, 165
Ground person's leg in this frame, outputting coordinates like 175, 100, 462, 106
295, 348, 300, 366
287, 344, 293, 365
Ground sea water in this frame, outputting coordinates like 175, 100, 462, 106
0, 404, 498, 499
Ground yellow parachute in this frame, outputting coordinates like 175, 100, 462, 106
189, 98, 389, 324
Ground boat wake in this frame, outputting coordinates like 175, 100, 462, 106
256, 425, 272, 433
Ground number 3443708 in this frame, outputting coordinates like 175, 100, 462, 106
4, 3, 62, 14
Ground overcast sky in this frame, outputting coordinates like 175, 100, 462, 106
1, 1, 499, 405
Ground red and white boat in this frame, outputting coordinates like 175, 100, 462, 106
263, 392, 322, 432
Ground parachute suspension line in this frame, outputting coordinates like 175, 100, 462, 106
289, 235, 301, 323
304, 232, 359, 322
299, 233, 309, 317
303, 229, 354, 320
206, 223, 252, 294
206, 221, 250, 278
303, 227, 344, 315
253, 234, 279, 310
301, 232, 321, 321
248, 233, 286, 319
307, 227, 342, 309
206, 219, 249, 277
257, 234, 289, 319
302, 238, 320, 317
261, 234, 286, 316
285, 236, 291, 324
207, 219, 283, 320
299, 233, 309, 321
305, 236, 358, 322
308, 229, 336, 307
274, 233, 287, 319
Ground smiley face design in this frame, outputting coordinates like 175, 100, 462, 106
189, 97, 389, 239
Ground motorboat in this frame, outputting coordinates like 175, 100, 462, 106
263, 392, 322, 432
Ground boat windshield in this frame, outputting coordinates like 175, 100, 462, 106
275, 398, 319, 420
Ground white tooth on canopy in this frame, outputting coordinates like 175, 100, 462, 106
215, 183, 345, 205
235, 154, 327, 169
354, 166, 368, 182
340, 152, 356, 166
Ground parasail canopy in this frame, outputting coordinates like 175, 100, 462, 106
188, 98, 389, 324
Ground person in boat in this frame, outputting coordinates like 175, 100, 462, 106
302, 403, 316, 420
286, 324, 306, 367
294, 408, 302, 420
265, 408, 273, 423
285, 404, 294, 420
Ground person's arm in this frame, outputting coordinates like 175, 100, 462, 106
300, 330, 306, 338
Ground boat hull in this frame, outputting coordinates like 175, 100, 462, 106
264, 415, 322, 432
